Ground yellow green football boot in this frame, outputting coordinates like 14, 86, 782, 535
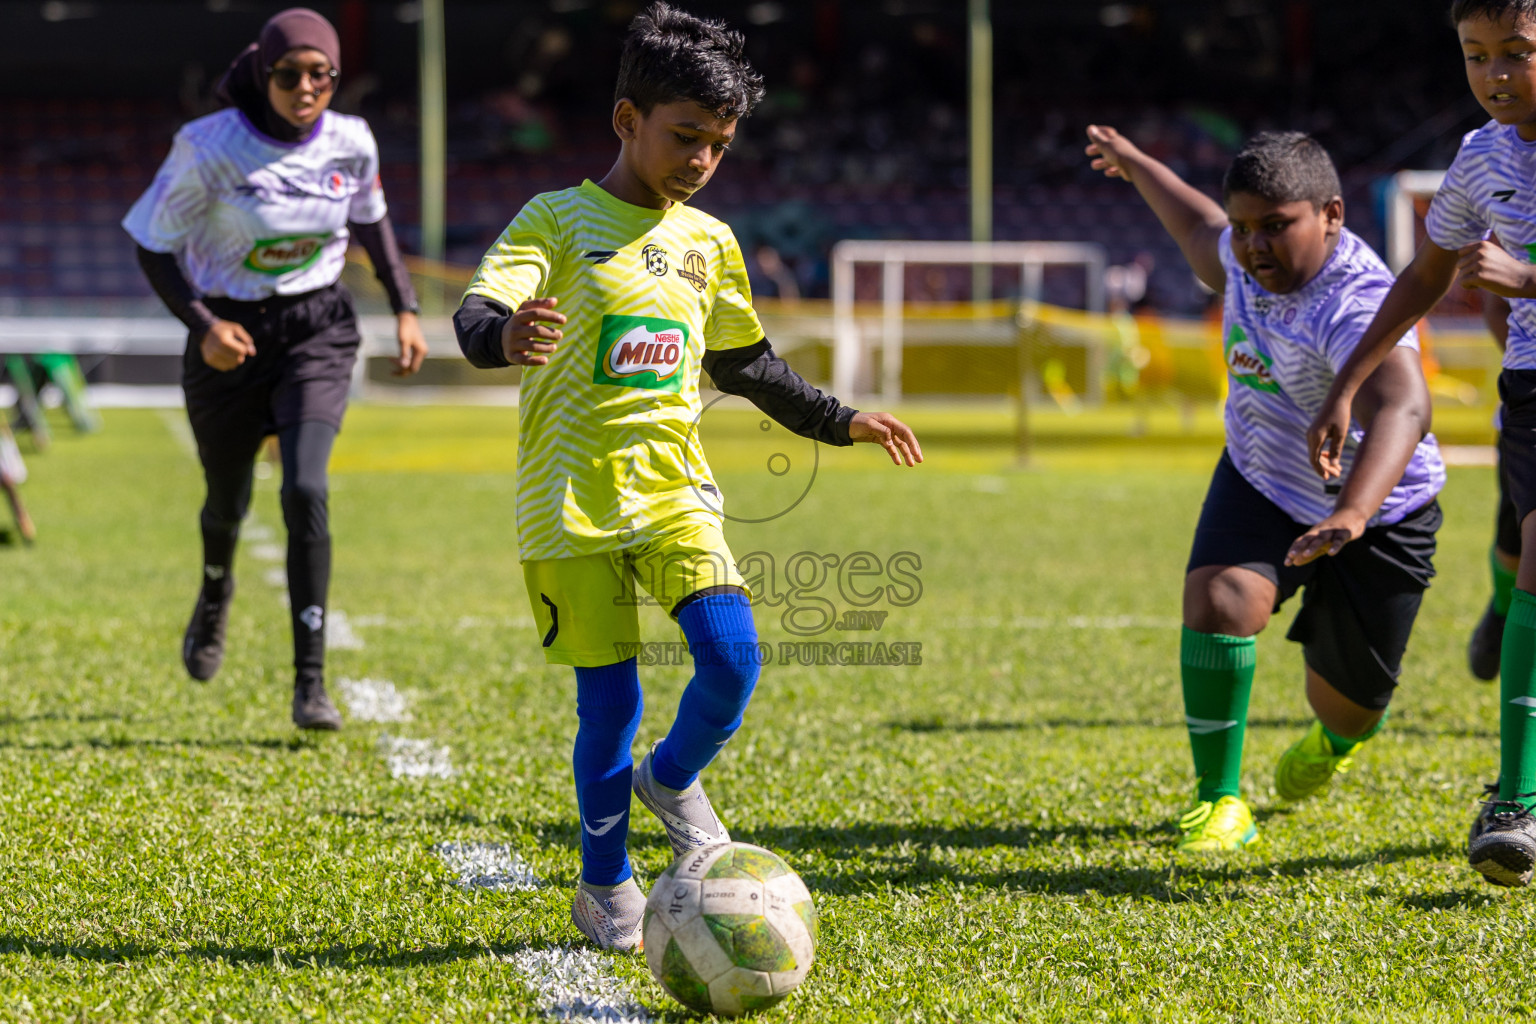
1176, 795, 1258, 853
1275, 720, 1362, 802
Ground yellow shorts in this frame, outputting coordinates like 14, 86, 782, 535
523, 514, 748, 667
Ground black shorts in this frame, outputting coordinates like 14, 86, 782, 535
1186, 451, 1440, 710
1499, 369, 1536, 536
1498, 436, 1521, 555
184, 284, 360, 450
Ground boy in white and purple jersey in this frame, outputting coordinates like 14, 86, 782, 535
1219, 226, 1445, 528
1307, 0, 1536, 887
1086, 126, 1444, 854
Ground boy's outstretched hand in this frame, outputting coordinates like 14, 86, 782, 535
1455, 239, 1536, 298
849, 411, 923, 467
1307, 393, 1351, 481
1285, 509, 1366, 567
1084, 125, 1142, 182
501, 297, 567, 366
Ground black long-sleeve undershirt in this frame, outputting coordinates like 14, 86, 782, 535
136, 247, 218, 334
349, 217, 418, 315
452, 295, 857, 445
135, 214, 418, 334
453, 294, 513, 369
701, 340, 857, 446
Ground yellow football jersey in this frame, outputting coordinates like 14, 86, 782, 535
463, 179, 764, 561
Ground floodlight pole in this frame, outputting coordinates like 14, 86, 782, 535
969, 0, 993, 303
418, 0, 447, 310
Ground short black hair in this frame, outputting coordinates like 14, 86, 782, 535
614, 3, 765, 121
1450, 0, 1536, 25
1221, 131, 1342, 210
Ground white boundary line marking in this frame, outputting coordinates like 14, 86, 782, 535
156, 409, 197, 458
248, 542, 284, 562
338, 677, 412, 722
506, 946, 653, 1023
958, 615, 1179, 630
326, 609, 365, 651
377, 733, 454, 779
433, 841, 543, 891
1441, 444, 1497, 467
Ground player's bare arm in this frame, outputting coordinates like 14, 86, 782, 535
848, 411, 923, 467
1306, 240, 1460, 479
1288, 347, 1433, 565
1084, 124, 1228, 291
500, 297, 567, 366
199, 319, 256, 371
393, 310, 428, 376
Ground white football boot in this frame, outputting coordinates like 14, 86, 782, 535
632, 740, 731, 858
570, 878, 646, 952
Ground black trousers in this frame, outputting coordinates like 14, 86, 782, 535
185, 284, 359, 680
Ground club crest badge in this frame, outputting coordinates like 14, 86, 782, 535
642, 244, 669, 277
677, 250, 708, 291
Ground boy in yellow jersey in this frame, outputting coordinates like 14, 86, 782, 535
453, 2, 921, 951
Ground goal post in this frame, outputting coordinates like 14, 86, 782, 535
829, 239, 1109, 401
1383, 169, 1446, 273
1382, 168, 1502, 408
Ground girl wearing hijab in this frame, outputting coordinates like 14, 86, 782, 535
123, 7, 425, 730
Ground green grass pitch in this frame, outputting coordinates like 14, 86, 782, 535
0, 404, 1529, 1023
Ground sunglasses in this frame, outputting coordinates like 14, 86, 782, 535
268, 65, 338, 92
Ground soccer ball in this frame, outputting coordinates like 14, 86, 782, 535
643, 841, 817, 1016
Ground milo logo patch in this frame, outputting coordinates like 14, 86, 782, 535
244, 233, 330, 275
593, 314, 689, 392
1224, 325, 1280, 394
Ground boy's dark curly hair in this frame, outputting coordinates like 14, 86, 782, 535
614, 2, 765, 120
1222, 131, 1342, 210
1450, 0, 1536, 25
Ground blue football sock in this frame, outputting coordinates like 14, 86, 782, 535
652, 593, 762, 791
573, 658, 643, 886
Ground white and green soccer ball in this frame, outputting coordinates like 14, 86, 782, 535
643, 841, 817, 1016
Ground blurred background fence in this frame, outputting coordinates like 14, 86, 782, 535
0, 0, 1510, 456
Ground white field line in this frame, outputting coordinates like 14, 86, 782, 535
377, 733, 454, 779
156, 409, 197, 458
433, 841, 543, 891
959, 615, 1180, 630
338, 677, 412, 723
326, 609, 365, 651
506, 947, 652, 1023
1441, 444, 1497, 467
248, 542, 284, 562
456, 615, 536, 631
157, 413, 293, 604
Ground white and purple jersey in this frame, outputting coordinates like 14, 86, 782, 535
122, 108, 387, 301
1218, 226, 1445, 526
1426, 120, 1536, 370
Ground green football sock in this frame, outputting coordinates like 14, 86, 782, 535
1321, 710, 1386, 756
1181, 626, 1256, 802
1492, 547, 1517, 617
1500, 590, 1536, 808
